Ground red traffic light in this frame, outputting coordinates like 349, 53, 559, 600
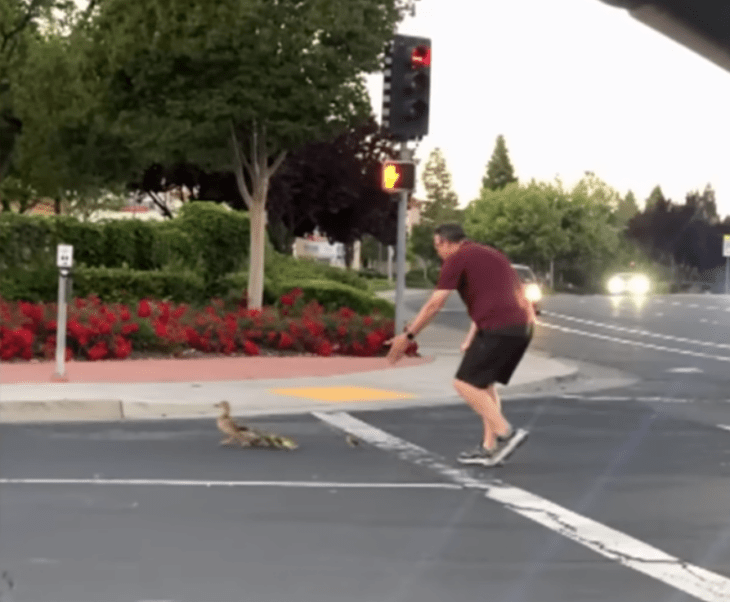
411, 45, 431, 68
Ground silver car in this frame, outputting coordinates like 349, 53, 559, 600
512, 264, 543, 315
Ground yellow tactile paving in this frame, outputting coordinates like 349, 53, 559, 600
269, 386, 417, 402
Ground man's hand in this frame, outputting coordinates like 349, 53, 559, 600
460, 338, 472, 354
385, 332, 411, 365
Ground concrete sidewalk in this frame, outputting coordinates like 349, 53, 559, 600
0, 347, 579, 423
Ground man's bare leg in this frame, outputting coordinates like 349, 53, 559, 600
453, 379, 510, 449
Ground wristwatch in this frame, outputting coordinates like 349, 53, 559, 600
403, 327, 415, 340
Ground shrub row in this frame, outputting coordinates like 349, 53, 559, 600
0, 202, 250, 282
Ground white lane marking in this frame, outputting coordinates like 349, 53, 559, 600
718, 425, 730, 432
707, 306, 718, 310
656, 312, 664, 317
700, 319, 709, 323
672, 302, 682, 306
0, 478, 461, 490
560, 394, 694, 404
313, 411, 730, 602
655, 299, 665, 304
667, 367, 704, 374
542, 312, 730, 351
560, 395, 632, 401
539, 321, 730, 362
689, 304, 699, 308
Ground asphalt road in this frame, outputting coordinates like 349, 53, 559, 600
1, 291, 730, 602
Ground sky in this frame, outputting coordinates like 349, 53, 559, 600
365, 0, 730, 218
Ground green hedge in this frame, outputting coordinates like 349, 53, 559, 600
267, 253, 369, 290
71, 267, 206, 304
274, 278, 395, 317
0, 266, 206, 304
0, 202, 249, 274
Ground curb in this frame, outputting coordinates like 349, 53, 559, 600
0, 361, 615, 425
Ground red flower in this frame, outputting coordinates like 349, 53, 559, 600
120, 323, 139, 335
119, 307, 131, 321
137, 299, 152, 318
98, 321, 112, 335
14, 328, 34, 348
185, 327, 201, 348
337, 307, 356, 319
158, 302, 171, 325
337, 325, 347, 337
87, 341, 108, 361
113, 336, 132, 359
277, 332, 294, 350
243, 340, 259, 355
315, 340, 333, 356
363, 316, 374, 326
280, 294, 295, 306
303, 318, 324, 337
154, 321, 168, 338
172, 306, 187, 320
366, 331, 385, 349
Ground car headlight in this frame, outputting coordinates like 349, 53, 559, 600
524, 283, 542, 302
607, 276, 625, 294
628, 275, 650, 295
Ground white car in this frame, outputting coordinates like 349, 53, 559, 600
606, 272, 651, 296
512, 264, 543, 314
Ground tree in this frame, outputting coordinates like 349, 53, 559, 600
85, 0, 405, 308
614, 189, 639, 229
420, 147, 460, 224
464, 176, 622, 290
481, 134, 517, 191
267, 117, 400, 259
407, 148, 461, 282
685, 184, 718, 225
9, 20, 132, 213
0, 0, 57, 206
644, 185, 666, 212
464, 180, 570, 271
2, 0, 128, 213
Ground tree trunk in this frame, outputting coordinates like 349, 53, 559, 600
344, 241, 354, 270
248, 198, 267, 309
230, 121, 287, 310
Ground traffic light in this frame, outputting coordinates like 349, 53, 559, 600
382, 35, 431, 141
381, 161, 416, 192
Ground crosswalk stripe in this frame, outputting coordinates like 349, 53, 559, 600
312, 410, 730, 602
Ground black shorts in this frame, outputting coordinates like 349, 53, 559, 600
455, 324, 534, 388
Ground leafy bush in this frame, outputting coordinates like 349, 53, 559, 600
405, 269, 435, 288
275, 279, 394, 317
267, 253, 369, 290
71, 267, 207, 304
175, 202, 250, 284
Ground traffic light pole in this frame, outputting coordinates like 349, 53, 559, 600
394, 143, 412, 334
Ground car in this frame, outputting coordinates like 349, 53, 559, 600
606, 271, 651, 296
512, 264, 543, 315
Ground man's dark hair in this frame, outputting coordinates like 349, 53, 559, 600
434, 223, 466, 243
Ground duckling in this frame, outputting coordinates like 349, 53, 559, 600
214, 401, 298, 450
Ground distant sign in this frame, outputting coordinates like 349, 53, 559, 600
56, 244, 73, 268
724, 234, 730, 257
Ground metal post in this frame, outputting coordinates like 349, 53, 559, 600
394, 142, 410, 334
54, 269, 68, 379
725, 257, 729, 295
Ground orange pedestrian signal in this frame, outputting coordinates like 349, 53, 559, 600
381, 161, 415, 192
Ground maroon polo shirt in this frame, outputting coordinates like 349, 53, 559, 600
436, 240, 535, 331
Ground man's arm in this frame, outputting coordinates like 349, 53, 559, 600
405, 289, 451, 337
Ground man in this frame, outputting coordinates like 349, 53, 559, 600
386, 223, 535, 466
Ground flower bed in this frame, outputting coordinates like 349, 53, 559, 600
0, 288, 417, 362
